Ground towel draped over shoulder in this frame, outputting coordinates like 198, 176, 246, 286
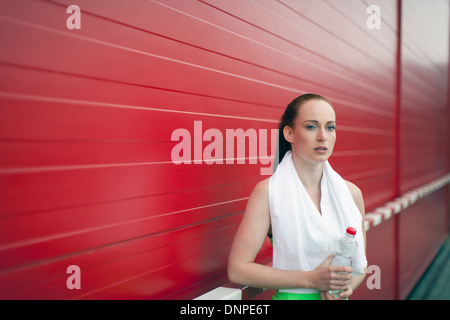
269, 151, 367, 294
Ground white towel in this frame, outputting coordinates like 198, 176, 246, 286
269, 151, 367, 294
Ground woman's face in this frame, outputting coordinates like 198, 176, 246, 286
284, 99, 336, 164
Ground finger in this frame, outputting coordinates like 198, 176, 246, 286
331, 272, 352, 281
339, 286, 353, 299
330, 284, 350, 291
320, 291, 333, 300
323, 254, 334, 266
332, 266, 353, 274
344, 267, 353, 273
330, 279, 351, 290
324, 290, 341, 300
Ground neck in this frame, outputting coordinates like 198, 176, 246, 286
291, 152, 324, 190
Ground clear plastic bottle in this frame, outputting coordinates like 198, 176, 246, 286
328, 227, 358, 298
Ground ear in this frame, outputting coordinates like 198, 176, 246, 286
283, 125, 294, 143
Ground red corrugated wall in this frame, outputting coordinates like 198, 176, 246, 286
0, 0, 448, 299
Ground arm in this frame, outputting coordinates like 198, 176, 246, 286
227, 179, 352, 292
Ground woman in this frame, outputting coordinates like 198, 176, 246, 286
227, 94, 367, 300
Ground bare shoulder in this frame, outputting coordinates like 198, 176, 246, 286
345, 180, 365, 215
244, 177, 271, 225
252, 177, 270, 197
345, 180, 362, 199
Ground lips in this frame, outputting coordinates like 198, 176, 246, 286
314, 146, 328, 154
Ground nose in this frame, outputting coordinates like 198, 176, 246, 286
317, 128, 327, 142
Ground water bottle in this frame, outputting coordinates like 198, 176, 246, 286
328, 227, 358, 298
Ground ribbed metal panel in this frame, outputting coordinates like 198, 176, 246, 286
0, 0, 448, 299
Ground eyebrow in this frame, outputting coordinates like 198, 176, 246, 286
303, 120, 336, 124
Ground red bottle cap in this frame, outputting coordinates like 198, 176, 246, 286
346, 227, 357, 235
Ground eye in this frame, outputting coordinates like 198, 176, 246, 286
327, 125, 336, 131
305, 125, 316, 130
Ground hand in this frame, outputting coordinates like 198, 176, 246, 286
309, 255, 352, 292
320, 285, 353, 300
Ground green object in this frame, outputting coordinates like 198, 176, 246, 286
272, 290, 321, 300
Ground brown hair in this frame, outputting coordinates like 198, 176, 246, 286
278, 93, 331, 162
